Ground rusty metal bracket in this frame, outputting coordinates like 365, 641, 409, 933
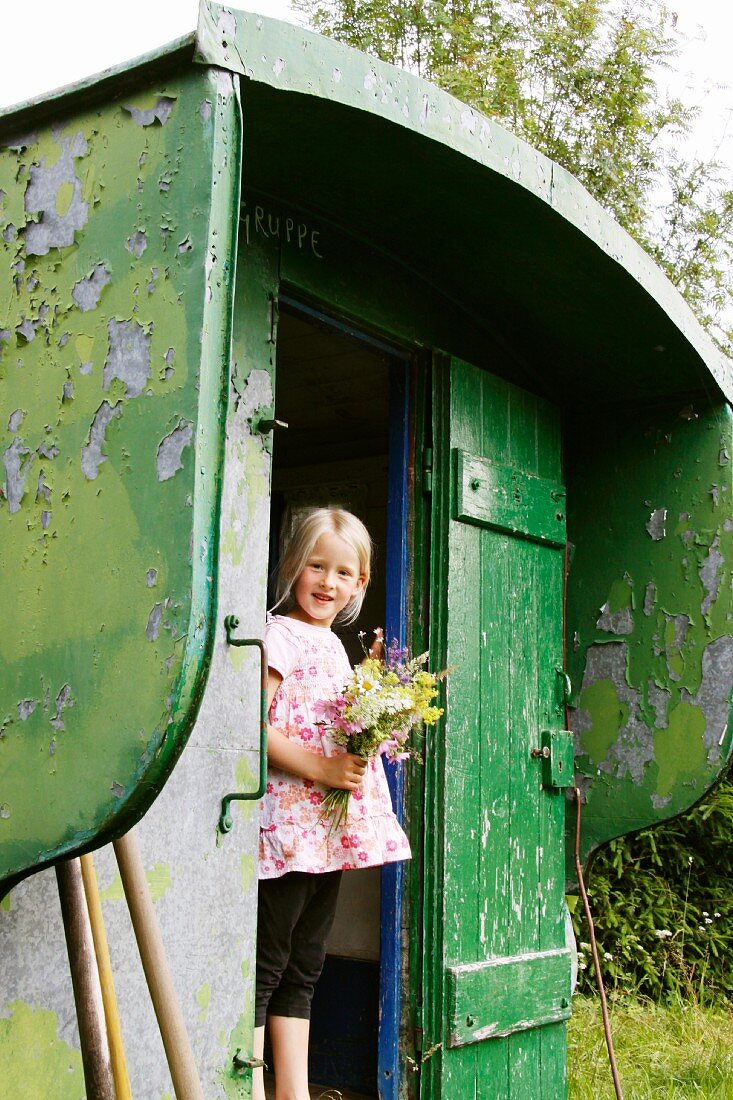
232, 1050, 267, 1076
218, 617, 268, 833
256, 417, 288, 434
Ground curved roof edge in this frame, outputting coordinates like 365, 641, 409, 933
194, 1, 732, 404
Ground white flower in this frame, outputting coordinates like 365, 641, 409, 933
654, 929, 672, 939
715, 911, 721, 918
703, 911, 709, 917
603, 952, 613, 961
705, 918, 713, 925
579, 961, 588, 970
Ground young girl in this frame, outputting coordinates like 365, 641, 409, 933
253, 508, 411, 1100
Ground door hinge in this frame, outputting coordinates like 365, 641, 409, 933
422, 447, 433, 494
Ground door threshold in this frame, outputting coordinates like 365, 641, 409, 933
264, 1073, 374, 1099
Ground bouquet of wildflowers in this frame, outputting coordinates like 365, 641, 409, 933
314, 635, 445, 830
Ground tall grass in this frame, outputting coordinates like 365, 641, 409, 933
572, 775, 733, 1003
569, 996, 733, 1099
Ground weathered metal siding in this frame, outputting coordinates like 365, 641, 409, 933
1, 63, 273, 1096
0, 66, 232, 887
567, 402, 733, 867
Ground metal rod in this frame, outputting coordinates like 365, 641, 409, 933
113, 829, 204, 1100
55, 858, 115, 1100
80, 852, 133, 1100
573, 789, 624, 1100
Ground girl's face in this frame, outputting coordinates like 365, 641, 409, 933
290, 530, 365, 628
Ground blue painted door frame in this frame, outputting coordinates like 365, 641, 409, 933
379, 361, 411, 1099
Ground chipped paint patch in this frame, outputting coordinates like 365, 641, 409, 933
23, 131, 89, 255
645, 507, 667, 540
72, 263, 110, 312
104, 319, 152, 398
596, 576, 634, 635
50, 684, 74, 731
123, 96, 176, 127
81, 401, 121, 479
700, 538, 724, 616
3, 438, 32, 512
156, 420, 194, 481
125, 229, 148, 258
146, 603, 164, 641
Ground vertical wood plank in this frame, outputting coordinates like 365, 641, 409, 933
477, 366, 513, 1099
442, 358, 483, 1096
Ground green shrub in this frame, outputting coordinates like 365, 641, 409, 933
572, 772, 733, 1002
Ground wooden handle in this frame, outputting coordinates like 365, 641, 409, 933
80, 852, 132, 1100
56, 859, 115, 1100
113, 829, 204, 1100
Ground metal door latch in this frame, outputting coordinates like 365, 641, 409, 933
532, 729, 574, 788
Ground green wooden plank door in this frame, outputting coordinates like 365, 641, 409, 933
421, 356, 570, 1099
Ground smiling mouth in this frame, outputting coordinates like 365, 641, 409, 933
313, 594, 333, 603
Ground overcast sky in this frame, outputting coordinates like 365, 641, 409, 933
2, 0, 731, 172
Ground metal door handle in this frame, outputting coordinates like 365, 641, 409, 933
218, 616, 268, 833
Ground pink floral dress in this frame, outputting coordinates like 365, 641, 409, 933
259, 615, 412, 879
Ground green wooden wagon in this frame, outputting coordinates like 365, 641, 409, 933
1, 4, 731, 1097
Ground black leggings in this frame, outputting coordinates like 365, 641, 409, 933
255, 870, 343, 1027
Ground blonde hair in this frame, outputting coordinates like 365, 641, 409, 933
273, 508, 372, 625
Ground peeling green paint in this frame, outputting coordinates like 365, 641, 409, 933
99, 873, 126, 903
99, 862, 172, 903
654, 703, 707, 800
146, 862, 173, 902
240, 853, 255, 893
0, 64, 237, 892
0, 1002, 84, 1099
231, 757, 257, 825
568, 403, 733, 872
219, 1010, 253, 1099
196, 981, 212, 1023
577, 680, 629, 767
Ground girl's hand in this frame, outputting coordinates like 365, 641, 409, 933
318, 752, 367, 791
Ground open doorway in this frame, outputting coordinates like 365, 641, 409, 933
264, 300, 410, 1097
